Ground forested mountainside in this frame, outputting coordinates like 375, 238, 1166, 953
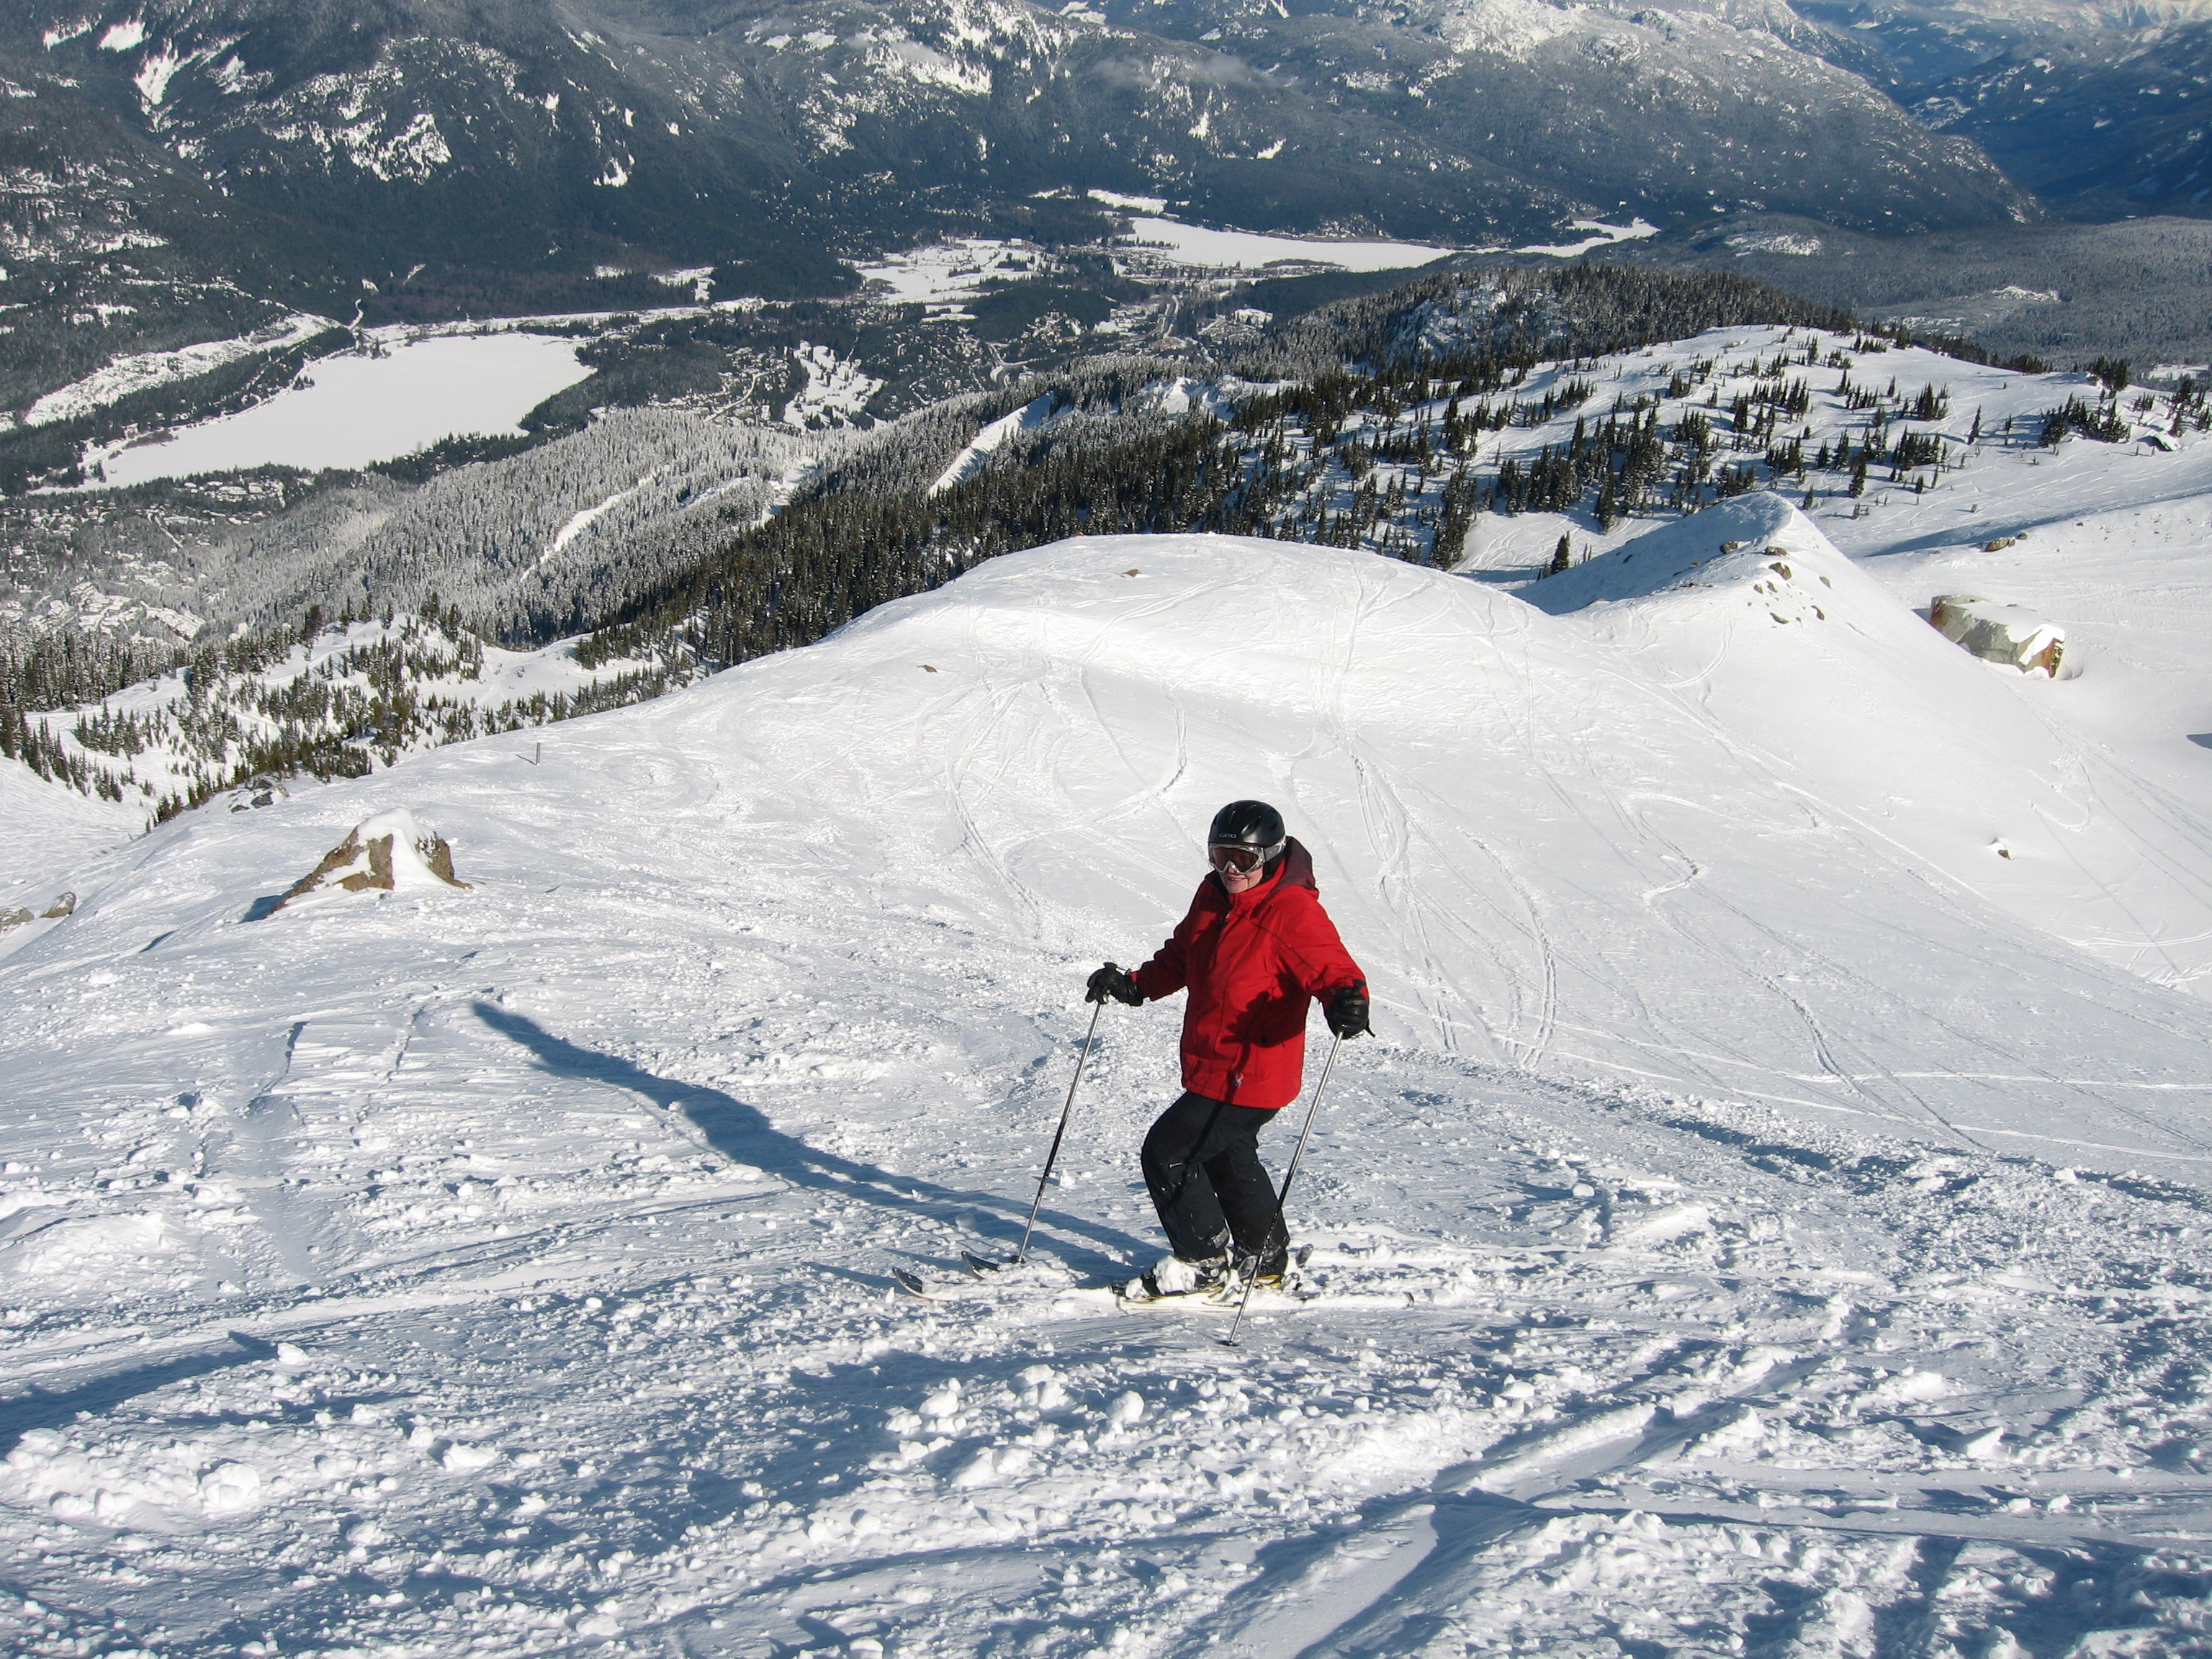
0, 407, 822, 649
2, 0, 2025, 311
17, 259, 2181, 831
1617, 214, 2212, 367
1916, 19, 2212, 216
2, 608, 680, 825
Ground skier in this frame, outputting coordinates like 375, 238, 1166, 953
1087, 800, 1370, 1300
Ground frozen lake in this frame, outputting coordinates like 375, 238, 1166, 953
1120, 215, 1453, 271
83, 331, 593, 488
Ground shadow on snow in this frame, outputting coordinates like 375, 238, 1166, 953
470, 1000, 1148, 1269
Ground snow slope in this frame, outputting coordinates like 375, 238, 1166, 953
0, 757, 135, 898
1530, 493, 2212, 997
2, 535, 2210, 1656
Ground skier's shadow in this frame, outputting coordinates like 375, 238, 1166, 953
471, 1001, 1145, 1264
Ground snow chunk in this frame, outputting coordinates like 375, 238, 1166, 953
1930, 594, 2067, 678
1864, 1367, 1948, 1406
197, 1461, 261, 1516
98, 19, 148, 51
919, 1380, 961, 1419
1606, 1202, 1711, 1248
0, 1212, 174, 1283
271, 808, 470, 914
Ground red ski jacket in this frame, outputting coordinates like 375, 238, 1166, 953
1130, 838, 1366, 1110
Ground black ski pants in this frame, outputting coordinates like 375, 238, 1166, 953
1141, 1091, 1287, 1272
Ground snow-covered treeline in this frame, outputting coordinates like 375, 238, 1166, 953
582, 313, 2175, 675
5, 611, 680, 825
1244, 262, 1863, 382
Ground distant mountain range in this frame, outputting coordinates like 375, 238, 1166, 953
1, 1, 2027, 326
2, 0, 2209, 438
1802, 0, 2212, 215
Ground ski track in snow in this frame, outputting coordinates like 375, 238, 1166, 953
4, 517, 2212, 1654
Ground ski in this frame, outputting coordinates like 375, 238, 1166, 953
1115, 1280, 1315, 1313
1115, 1250, 1318, 1313
891, 1267, 940, 1300
889, 1252, 1089, 1299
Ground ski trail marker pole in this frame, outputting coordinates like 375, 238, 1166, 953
1005, 998, 1105, 1266
1221, 1031, 1343, 1346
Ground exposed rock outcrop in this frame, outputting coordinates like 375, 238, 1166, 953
270, 809, 470, 916
1930, 595, 2067, 677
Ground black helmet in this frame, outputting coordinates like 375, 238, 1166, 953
1210, 799, 1285, 848
1208, 800, 1287, 875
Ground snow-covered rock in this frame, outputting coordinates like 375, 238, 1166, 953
1930, 593, 2067, 677
271, 807, 469, 913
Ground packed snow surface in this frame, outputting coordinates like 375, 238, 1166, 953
4, 534, 2211, 1656
79, 333, 593, 489
4, 539, 2212, 1654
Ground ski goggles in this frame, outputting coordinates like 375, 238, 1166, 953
1208, 840, 1284, 874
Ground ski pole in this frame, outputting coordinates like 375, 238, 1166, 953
1221, 1031, 1343, 1346
1009, 997, 1105, 1265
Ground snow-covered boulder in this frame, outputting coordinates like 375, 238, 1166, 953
271, 808, 469, 914
1929, 594, 2067, 678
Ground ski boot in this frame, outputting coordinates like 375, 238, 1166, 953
1122, 1253, 1231, 1303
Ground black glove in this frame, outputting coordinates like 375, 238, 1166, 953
1086, 963, 1145, 1006
1326, 984, 1371, 1039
